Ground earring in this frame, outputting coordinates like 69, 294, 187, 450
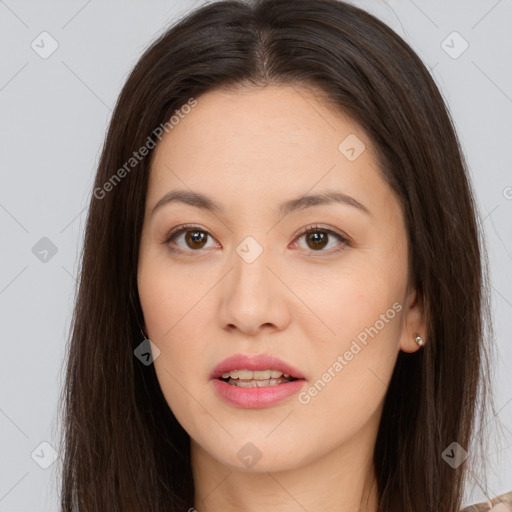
414, 334, 424, 347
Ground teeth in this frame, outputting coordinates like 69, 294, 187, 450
221, 369, 289, 380
229, 378, 289, 387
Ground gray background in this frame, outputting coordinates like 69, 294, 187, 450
1, 0, 511, 510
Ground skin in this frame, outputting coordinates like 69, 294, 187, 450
137, 84, 426, 512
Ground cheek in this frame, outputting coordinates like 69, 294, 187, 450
138, 253, 208, 339
294, 274, 403, 441
296, 254, 406, 348
296, 251, 407, 403
137, 253, 215, 393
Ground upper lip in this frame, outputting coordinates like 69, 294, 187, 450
210, 353, 306, 380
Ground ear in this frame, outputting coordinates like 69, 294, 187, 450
399, 286, 427, 353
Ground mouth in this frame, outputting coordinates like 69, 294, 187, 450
219, 369, 301, 387
210, 354, 306, 408
210, 353, 306, 386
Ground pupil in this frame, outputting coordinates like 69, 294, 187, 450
186, 230, 206, 248
308, 231, 327, 250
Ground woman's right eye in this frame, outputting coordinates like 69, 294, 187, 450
165, 225, 219, 252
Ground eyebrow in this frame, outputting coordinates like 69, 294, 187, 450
151, 189, 372, 218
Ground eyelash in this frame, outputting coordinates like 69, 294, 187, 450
163, 223, 349, 256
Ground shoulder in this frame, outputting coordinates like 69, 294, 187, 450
461, 491, 512, 511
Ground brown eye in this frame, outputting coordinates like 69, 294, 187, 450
184, 230, 208, 249
165, 224, 348, 255
294, 225, 348, 254
305, 231, 329, 250
165, 225, 218, 252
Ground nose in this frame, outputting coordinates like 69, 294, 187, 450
217, 243, 292, 337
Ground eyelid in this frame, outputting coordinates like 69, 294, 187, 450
294, 223, 348, 242
164, 223, 210, 243
163, 223, 349, 254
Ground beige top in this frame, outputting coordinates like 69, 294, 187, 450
461, 491, 512, 511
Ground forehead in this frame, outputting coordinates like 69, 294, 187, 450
153, 84, 368, 166
148, 84, 392, 219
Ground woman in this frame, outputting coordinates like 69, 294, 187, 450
58, 0, 511, 510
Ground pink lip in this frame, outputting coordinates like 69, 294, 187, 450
210, 353, 306, 380
210, 353, 306, 409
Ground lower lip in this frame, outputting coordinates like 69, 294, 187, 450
211, 378, 305, 409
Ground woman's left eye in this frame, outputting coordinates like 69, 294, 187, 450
164, 224, 348, 254
292, 225, 348, 254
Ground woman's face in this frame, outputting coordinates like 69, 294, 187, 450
137, 84, 425, 473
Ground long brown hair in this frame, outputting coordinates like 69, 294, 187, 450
58, 1, 498, 510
